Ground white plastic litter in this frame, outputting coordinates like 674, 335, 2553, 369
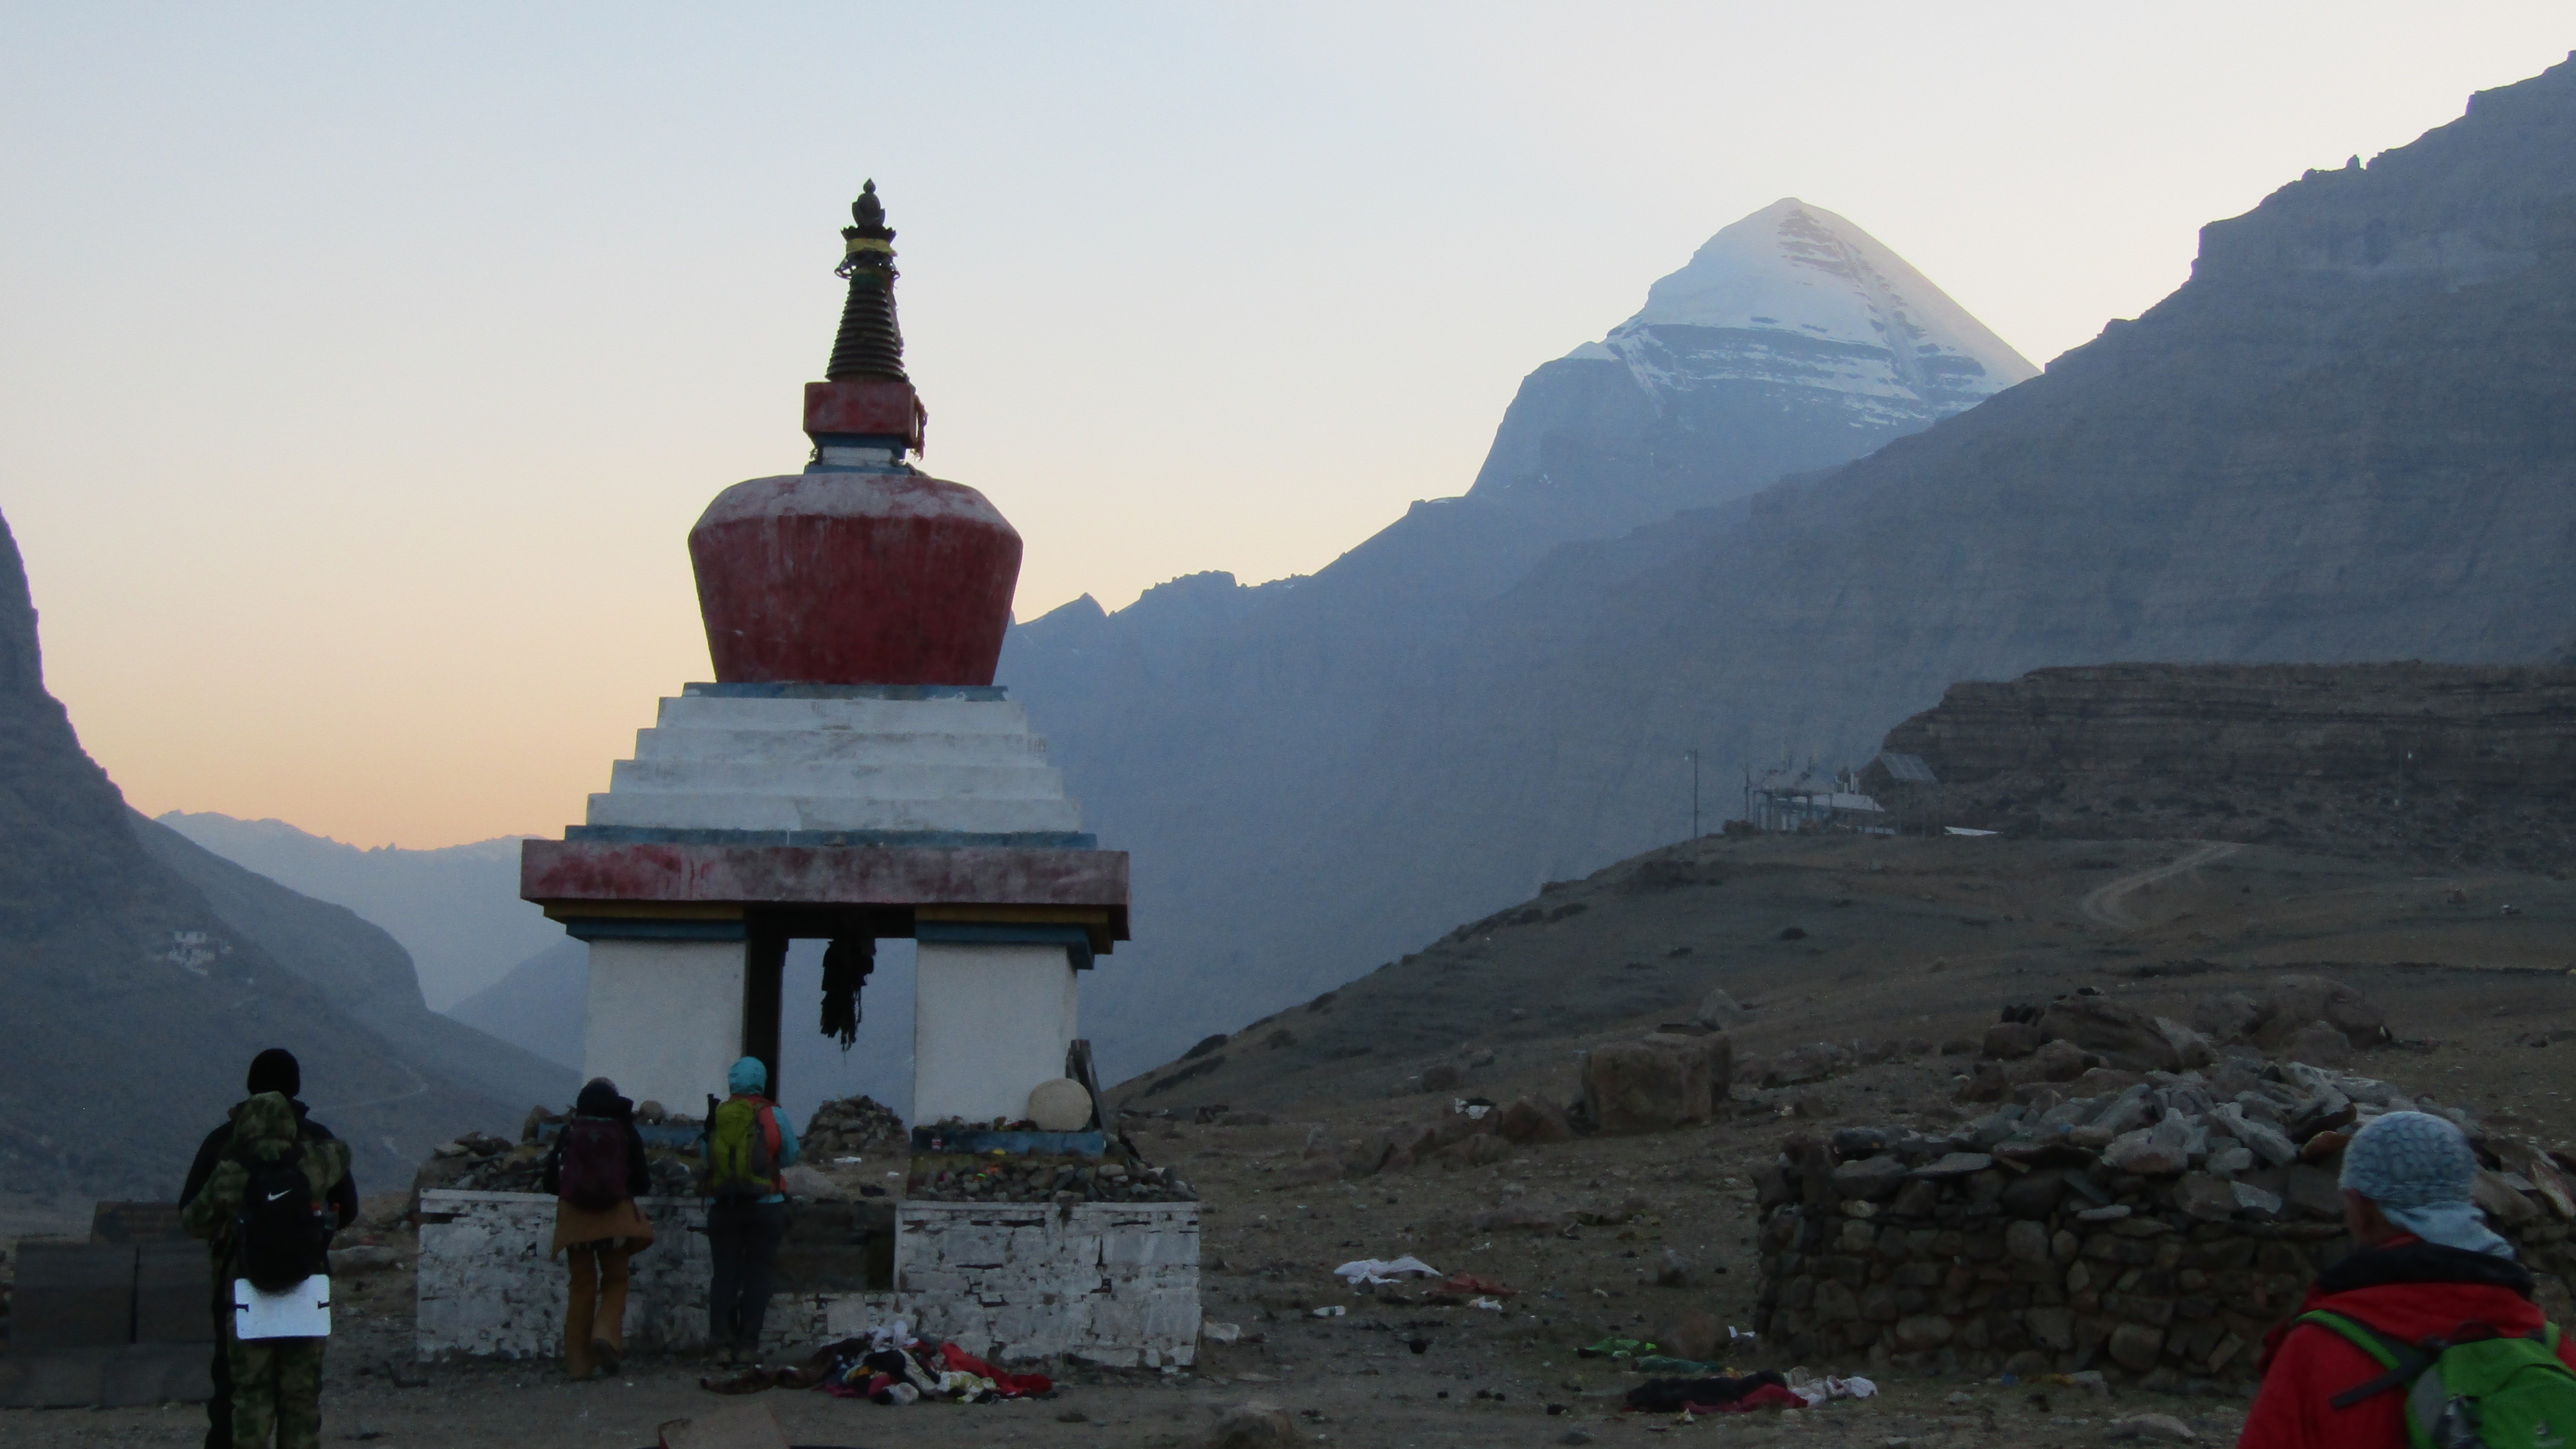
1469, 1296, 1503, 1311
861, 1318, 912, 1352
1312, 1305, 1346, 1318
1203, 1322, 1242, 1343
1333, 1256, 1442, 1284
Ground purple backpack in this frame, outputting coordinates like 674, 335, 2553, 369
557, 1118, 629, 1212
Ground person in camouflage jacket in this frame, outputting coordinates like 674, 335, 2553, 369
182, 1090, 352, 1449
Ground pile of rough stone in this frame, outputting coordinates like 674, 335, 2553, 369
799, 1094, 908, 1158
1752, 982, 2576, 1386
906, 1150, 1196, 1204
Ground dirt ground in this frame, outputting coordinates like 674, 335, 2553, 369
10, 834, 2572, 1446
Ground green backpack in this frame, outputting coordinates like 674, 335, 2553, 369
2299, 1309, 2576, 1449
704, 1094, 780, 1206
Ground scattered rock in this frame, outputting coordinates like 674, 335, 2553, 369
1206, 1400, 1296, 1448
2110, 1412, 2198, 1442
2108, 1323, 2166, 1373
1693, 988, 1746, 1026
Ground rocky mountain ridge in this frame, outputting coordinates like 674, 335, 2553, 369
1022, 54, 2576, 1072
0, 509, 562, 1198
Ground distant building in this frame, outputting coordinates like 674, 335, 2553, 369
1857, 751, 1944, 834
1743, 764, 1890, 834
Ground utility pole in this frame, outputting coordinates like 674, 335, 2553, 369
1687, 750, 1700, 840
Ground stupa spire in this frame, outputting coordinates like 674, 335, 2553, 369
827, 180, 907, 382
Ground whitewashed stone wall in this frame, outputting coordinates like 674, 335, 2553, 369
894, 1200, 1200, 1367
414, 1191, 1198, 1367
416, 1192, 714, 1360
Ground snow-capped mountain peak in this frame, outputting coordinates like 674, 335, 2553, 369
1567, 198, 2036, 414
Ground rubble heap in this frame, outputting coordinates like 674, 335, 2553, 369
800, 1094, 908, 1158
1754, 1044, 2576, 1386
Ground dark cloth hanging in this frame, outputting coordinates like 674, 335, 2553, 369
820, 938, 875, 1047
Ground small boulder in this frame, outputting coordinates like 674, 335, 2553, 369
1832, 1154, 1911, 1202
1660, 1308, 1720, 1362
1982, 1022, 2044, 1060
2108, 1322, 2166, 1373
2040, 996, 2183, 1073
1582, 1039, 1714, 1134
2284, 1022, 2354, 1068
2252, 975, 2388, 1049
1496, 1096, 1576, 1146
1692, 988, 1746, 1026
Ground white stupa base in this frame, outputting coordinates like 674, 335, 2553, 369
914, 940, 1080, 1124
582, 938, 745, 1112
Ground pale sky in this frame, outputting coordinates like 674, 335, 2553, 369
3, 4, 2567, 847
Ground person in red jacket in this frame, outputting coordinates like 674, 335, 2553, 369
2239, 1110, 2572, 1447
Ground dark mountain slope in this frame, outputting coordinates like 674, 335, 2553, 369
0, 510, 542, 1198
133, 815, 576, 1113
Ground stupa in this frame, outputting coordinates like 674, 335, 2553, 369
420, 186, 1195, 1371
520, 180, 1128, 1124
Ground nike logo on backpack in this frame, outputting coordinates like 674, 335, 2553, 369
266, 1188, 294, 1202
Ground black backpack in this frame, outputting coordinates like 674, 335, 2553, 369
233, 1147, 334, 1291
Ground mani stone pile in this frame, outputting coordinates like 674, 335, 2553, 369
1753, 1054, 2576, 1388
906, 1150, 1198, 1204
800, 1094, 909, 1158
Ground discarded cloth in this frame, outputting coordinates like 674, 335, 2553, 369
1624, 1372, 1788, 1414
1430, 1272, 1516, 1300
938, 1340, 1054, 1399
1577, 1336, 1659, 1360
1782, 1368, 1878, 1405
1334, 1256, 1441, 1285
1632, 1355, 1724, 1375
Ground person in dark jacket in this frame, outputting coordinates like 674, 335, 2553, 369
2239, 1110, 2576, 1447
540, 1077, 655, 1380
178, 1049, 356, 1449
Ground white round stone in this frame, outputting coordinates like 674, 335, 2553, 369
1027, 1078, 1094, 1132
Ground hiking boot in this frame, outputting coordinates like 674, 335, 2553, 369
592, 1338, 622, 1376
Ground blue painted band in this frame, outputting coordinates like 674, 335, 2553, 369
563, 824, 1094, 850
562, 918, 748, 943
914, 920, 1095, 970
680, 681, 1010, 702
911, 1128, 1106, 1157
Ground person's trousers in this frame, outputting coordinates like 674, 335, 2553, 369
706, 1200, 788, 1354
228, 1334, 325, 1449
206, 1271, 234, 1449
564, 1240, 636, 1378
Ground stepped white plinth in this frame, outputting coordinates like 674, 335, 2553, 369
582, 692, 1082, 841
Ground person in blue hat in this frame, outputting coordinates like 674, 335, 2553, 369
702, 1056, 799, 1364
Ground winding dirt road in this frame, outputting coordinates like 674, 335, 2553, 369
2080, 840, 2242, 930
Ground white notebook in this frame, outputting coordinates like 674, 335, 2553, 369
234, 1276, 332, 1340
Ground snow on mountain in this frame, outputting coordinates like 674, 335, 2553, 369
1576, 198, 2037, 419
1468, 198, 2034, 522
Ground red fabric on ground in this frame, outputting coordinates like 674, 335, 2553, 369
1691, 1384, 1805, 1414
936, 1340, 1054, 1398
